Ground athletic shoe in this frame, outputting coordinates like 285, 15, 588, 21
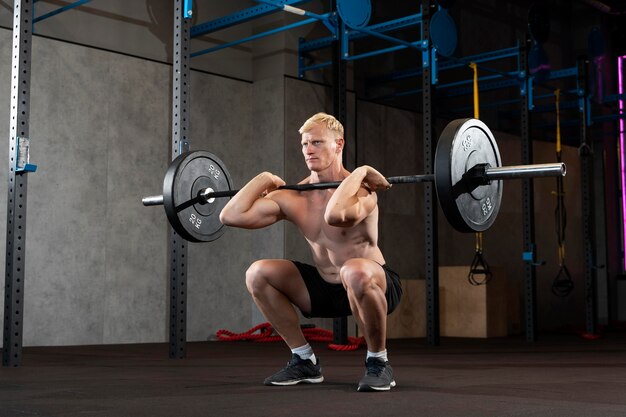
357, 357, 396, 392
264, 354, 324, 386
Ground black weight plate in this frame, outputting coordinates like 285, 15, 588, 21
435, 119, 502, 233
163, 151, 233, 242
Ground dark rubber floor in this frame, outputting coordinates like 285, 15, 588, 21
1, 332, 626, 417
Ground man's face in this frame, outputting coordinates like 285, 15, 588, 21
301, 124, 342, 172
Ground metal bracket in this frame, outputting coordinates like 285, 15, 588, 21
16, 137, 37, 173
431, 47, 438, 84
184, 0, 193, 19
522, 244, 545, 266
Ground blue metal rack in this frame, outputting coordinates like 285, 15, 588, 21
33, 0, 93, 24
190, 0, 326, 58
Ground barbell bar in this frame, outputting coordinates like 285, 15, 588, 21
142, 164, 564, 207
142, 118, 567, 242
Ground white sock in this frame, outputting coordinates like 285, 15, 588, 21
292, 343, 316, 364
366, 349, 388, 363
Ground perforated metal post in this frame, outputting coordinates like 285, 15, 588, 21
578, 58, 597, 336
3, 0, 33, 368
332, 8, 349, 345
520, 37, 537, 342
422, 1, 439, 346
169, 0, 191, 359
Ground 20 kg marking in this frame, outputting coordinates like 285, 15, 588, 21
208, 164, 221, 180
481, 197, 493, 216
189, 213, 202, 229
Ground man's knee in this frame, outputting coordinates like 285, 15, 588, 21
340, 259, 377, 297
245, 260, 272, 295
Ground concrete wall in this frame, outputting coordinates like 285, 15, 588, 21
0, 28, 284, 346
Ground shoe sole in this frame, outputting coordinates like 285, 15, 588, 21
266, 376, 324, 386
357, 380, 396, 392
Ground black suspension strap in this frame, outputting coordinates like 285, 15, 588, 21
468, 232, 493, 285
466, 62, 492, 286
551, 89, 574, 297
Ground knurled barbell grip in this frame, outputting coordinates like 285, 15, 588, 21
387, 175, 435, 184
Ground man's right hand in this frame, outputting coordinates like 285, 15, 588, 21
359, 166, 391, 192
220, 172, 287, 229
257, 172, 287, 196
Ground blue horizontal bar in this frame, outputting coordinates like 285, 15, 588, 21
532, 100, 579, 113
533, 89, 579, 101
300, 61, 332, 74
441, 78, 520, 97
438, 72, 519, 90
345, 42, 421, 61
300, 13, 422, 53
548, 67, 578, 80
601, 93, 626, 103
254, 0, 328, 21
366, 46, 520, 85
439, 46, 520, 71
191, 0, 311, 37
34, 0, 92, 23
192, 16, 321, 58
373, 75, 522, 101
593, 113, 626, 122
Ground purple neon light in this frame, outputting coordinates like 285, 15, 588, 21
617, 55, 626, 269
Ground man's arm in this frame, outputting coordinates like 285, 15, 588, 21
324, 165, 390, 227
219, 172, 286, 229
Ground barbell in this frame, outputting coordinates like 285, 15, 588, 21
142, 118, 566, 242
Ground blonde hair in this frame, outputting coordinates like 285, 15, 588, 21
298, 112, 344, 138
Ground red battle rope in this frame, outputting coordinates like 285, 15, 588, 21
216, 322, 366, 351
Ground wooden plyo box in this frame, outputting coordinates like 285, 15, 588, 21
386, 279, 426, 339
439, 266, 508, 338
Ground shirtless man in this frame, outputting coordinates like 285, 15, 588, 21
219, 112, 402, 392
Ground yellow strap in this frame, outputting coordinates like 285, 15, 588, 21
470, 62, 479, 119
475, 231, 483, 254
555, 89, 561, 154
469, 62, 483, 252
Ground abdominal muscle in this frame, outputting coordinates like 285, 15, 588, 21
276, 189, 385, 284
301, 219, 385, 284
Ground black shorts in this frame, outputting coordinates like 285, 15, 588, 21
292, 260, 403, 319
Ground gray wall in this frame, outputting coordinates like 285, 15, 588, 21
0, 28, 285, 346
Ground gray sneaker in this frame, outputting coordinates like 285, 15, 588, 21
264, 354, 324, 386
357, 357, 396, 392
